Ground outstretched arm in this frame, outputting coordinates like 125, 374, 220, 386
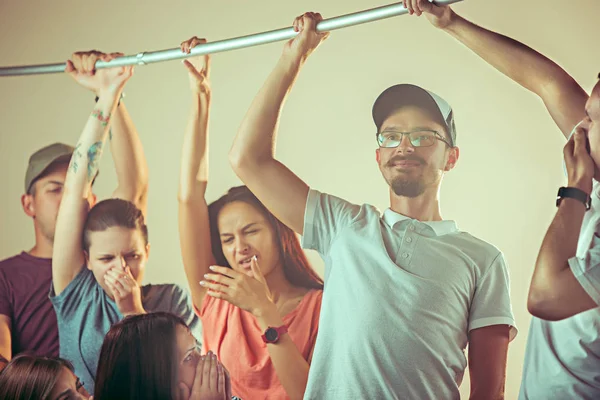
52, 53, 133, 296
406, 0, 588, 137
229, 13, 330, 235
177, 37, 214, 311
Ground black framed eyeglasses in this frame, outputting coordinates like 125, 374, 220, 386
376, 129, 453, 148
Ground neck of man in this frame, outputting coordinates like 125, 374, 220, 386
389, 185, 443, 222
28, 230, 54, 259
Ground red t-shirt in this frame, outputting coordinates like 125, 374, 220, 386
198, 289, 322, 400
0, 252, 59, 357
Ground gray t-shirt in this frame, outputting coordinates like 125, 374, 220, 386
519, 181, 600, 399
50, 268, 202, 395
302, 190, 516, 399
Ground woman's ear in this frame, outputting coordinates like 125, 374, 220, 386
84, 251, 92, 271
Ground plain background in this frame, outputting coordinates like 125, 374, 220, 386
1, 0, 599, 397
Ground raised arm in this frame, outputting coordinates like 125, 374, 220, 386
229, 13, 329, 234
70, 52, 148, 214
52, 53, 133, 296
177, 37, 214, 310
405, 0, 588, 138
110, 102, 148, 215
528, 127, 597, 320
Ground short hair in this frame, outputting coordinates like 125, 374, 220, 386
93, 312, 189, 400
0, 354, 76, 400
82, 198, 148, 252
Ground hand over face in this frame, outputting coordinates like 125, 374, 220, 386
201, 257, 274, 316
565, 126, 595, 193
104, 266, 145, 316
179, 351, 229, 400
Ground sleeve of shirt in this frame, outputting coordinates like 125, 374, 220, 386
48, 268, 96, 317
468, 252, 518, 341
0, 270, 12, 318
568, 235, 600, 306
301, 189, 362, 257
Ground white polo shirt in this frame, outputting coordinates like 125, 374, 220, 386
302, 189, 517, 400
519, 181, 600, 400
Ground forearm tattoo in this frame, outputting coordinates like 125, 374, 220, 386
86, 142, 104, 182
91, 109, 111, 126
69, 142, 83, 174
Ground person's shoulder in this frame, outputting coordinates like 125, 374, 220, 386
451, 231, 503, 260
144, 283, 192, 305
311, 190, 380, 214
298, 288, 324, 310
0, 252, 28, 268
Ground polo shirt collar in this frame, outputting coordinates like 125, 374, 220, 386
383, 208, 458, 236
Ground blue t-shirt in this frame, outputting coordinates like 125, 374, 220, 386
49, 268, 202, 395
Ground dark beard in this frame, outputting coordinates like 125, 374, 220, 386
385, 155, 428, 197
390, 177, 426, 198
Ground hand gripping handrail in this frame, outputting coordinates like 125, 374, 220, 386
0, 1, 462, 77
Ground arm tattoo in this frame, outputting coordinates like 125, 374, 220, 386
91, 109, 111, 126
69, 142, 83, 174
86, 142, 104, 182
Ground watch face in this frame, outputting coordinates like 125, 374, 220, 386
265, 328, 279, 342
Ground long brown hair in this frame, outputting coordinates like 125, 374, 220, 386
93, 312, 189, 400
208, 186, 323, 290
0, 354, 76, 400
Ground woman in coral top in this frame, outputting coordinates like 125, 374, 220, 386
177, 37, 324, 400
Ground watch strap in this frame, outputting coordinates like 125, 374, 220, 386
556, 186, 591, 210
261, 325, 288, 344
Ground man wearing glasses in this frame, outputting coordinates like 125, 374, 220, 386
229, 12, 516, 399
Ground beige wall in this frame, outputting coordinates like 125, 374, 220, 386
1, 0, 599, 397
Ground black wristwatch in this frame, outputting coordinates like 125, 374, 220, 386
556, 186, 591, 210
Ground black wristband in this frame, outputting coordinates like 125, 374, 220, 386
556, 186, 591, 210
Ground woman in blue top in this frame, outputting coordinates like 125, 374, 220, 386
50, 50, 200, 396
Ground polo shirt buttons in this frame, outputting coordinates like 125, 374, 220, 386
409, 225, 415, 231
406, 237, 412, 243
402, 253, 409, 258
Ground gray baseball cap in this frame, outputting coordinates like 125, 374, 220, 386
24, 143, 74, 193
372, 84, 457, 147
